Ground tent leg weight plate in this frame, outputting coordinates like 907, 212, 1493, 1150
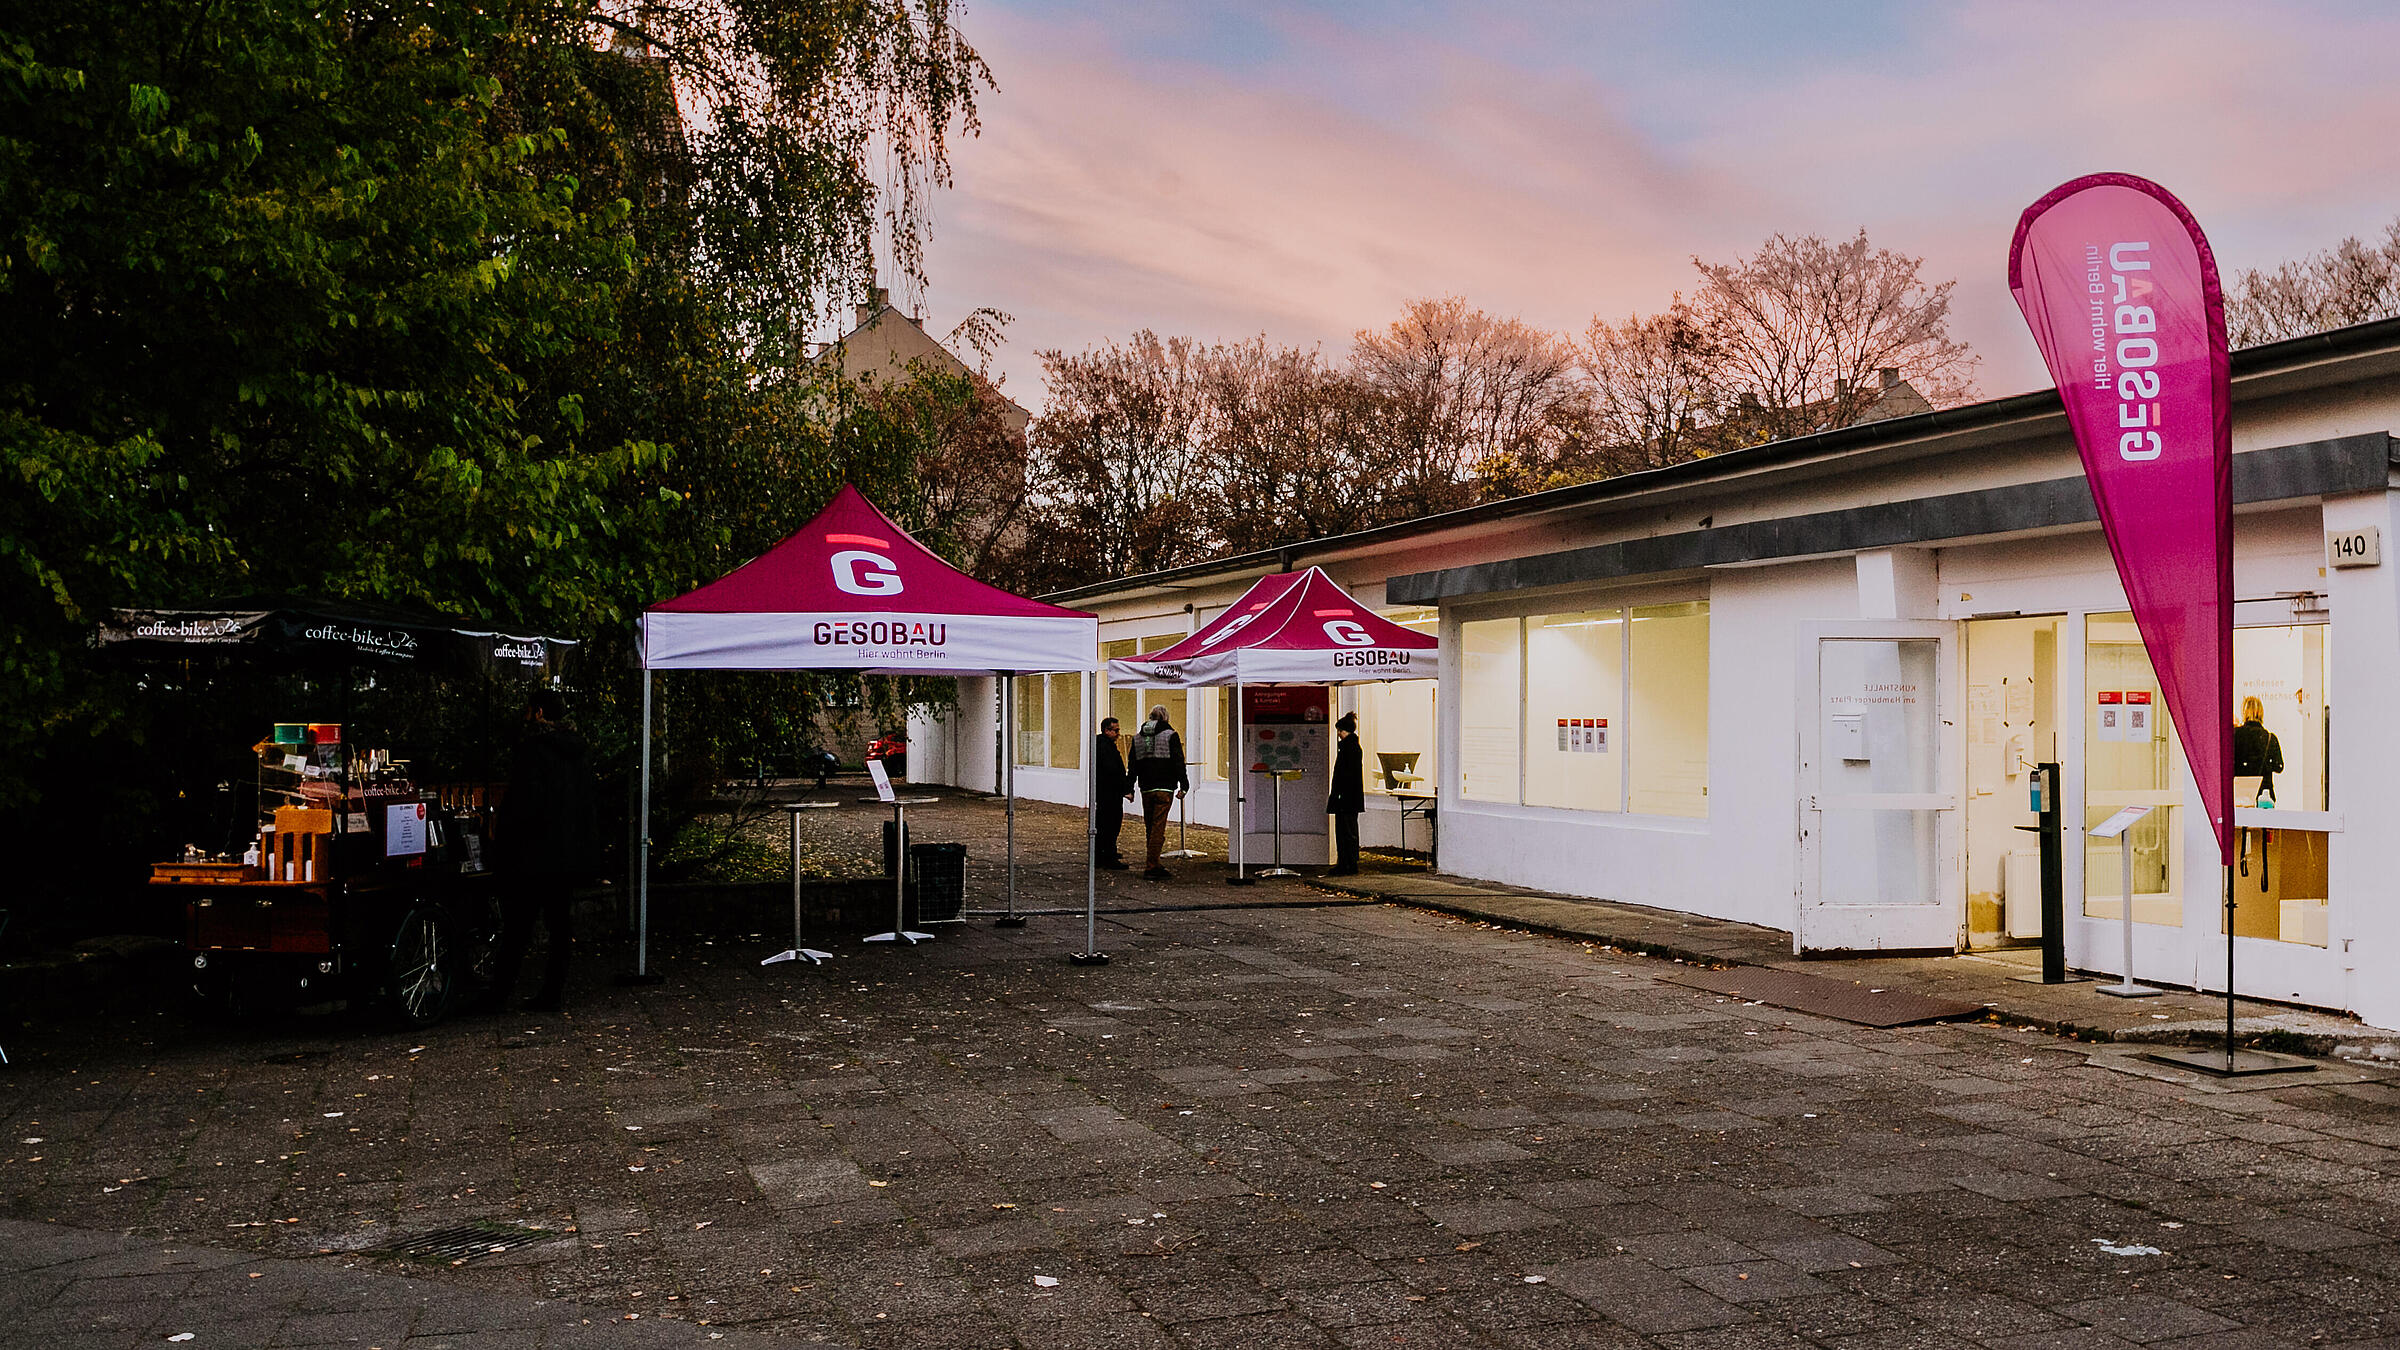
1068, 951, 1110, 966
992, 917, 1027, 928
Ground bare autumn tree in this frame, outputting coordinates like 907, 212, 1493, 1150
853, 368, 1031, 579
1578, 300, 1723, 473
1350, 297, 1590, 506
1199, 341, 1401, 553
2226, 216, 2400, 347
1692, 231, 1977, 445
1014, 333, 1215, 589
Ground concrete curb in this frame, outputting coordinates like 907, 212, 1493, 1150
1309, 872, 2400, 1060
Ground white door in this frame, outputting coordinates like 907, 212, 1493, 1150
1797, 622, 1961, 952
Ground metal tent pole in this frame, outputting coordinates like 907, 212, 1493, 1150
2224, 865, 2237, 1069
1072, 670, 1107, 964
638, 669, 651, 974
615, 667, 663, 985
997, 673, 1025, 927
1228, 680, 1253, 885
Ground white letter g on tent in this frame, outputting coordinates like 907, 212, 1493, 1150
1323, 619, 1373, 647
832, 549, 904, 596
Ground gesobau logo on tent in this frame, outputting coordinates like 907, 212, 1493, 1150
813, 532, 948, 648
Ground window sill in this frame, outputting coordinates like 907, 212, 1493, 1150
1444, 797, 1711, 831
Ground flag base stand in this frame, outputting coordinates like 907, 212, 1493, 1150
612, 972, 666, 987
2144, 1047, 2317, 1078
2095, 981, 2164, 998
761, 948, 832, 966
1226, 876, 1257, 886
1068, 951, 1110, 967
992, 916, 1027, 929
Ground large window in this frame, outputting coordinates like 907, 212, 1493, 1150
2082, 613, 2181, 924
1103, 633, 1186, 774
1525, 611, 1623, 811
1456, 601, 1710, 817
1354, 607, 1439, 795
1459, 618, 1522, 801
1102, 639, 1139, 736
1630, 602, 1711, 816
1011, 672, 1083, 770
2228, 621, 2331, 947
2233, 623, 2330, 811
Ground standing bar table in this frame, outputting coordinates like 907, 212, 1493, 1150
763, 800, 844, 966
1252, 767, 1305, 878
1161, 760, 1204, 859
1392, 791, 1437, 869
863, 795, 942, 944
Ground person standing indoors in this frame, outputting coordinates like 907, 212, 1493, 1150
486, 690, 598, 1013
1327, 711, 1364, 875
1129, 705, 1188, 879
2234, 695, 2285, 805
1092, 717, 1133, 869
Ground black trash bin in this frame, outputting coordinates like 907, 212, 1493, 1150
908, 842, 968, 924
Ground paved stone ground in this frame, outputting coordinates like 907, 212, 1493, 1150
8, 791, 2400, 1347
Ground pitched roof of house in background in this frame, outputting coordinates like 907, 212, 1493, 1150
812, 289, 1031, 435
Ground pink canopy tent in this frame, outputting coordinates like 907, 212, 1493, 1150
1105, 567, 1437, 881
642, 485, 1095, 673
631, 486, 1100, 972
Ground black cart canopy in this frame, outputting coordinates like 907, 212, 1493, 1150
98, 596, 578, 680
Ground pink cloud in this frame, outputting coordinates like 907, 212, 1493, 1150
917, 4, 2400, 408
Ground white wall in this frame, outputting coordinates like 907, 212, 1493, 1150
1432, 559, 1855, 933
909, 675, 999, 794
2320, 490, 2398, 1027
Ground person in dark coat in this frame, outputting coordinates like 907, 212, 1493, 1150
485, 690, 598, 1012
1327, 711, 1365, 875
2234, 694, 2284, 804
1092, 717, 1132, 868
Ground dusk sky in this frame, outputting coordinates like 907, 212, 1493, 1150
892, 1, 2400, 410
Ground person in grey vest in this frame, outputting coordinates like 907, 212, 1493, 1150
1128, 705, 1188, 879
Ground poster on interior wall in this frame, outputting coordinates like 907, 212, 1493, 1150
2010, 174, 2233, 861
2125, 690, 2152, 740
1241, 686, 1330, 855
2096, 690, 2124, 743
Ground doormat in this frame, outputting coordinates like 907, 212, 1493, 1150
1659, 966, 1982, 1028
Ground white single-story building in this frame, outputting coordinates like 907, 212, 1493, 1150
911, 318, 2400, 1029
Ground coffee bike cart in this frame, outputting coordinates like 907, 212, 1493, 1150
99, 599, 577, 1027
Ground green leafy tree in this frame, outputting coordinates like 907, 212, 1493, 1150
0, 0, 993, 893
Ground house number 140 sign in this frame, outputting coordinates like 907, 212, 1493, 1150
2328, 526, 2381, 568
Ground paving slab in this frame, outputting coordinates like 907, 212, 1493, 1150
5, 789, 2400, 1347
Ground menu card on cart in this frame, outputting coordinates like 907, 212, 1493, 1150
867, 758, 896, 803
383, 801, 428, 856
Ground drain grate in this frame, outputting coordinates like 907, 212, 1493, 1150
377, 1221, 561, 1265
